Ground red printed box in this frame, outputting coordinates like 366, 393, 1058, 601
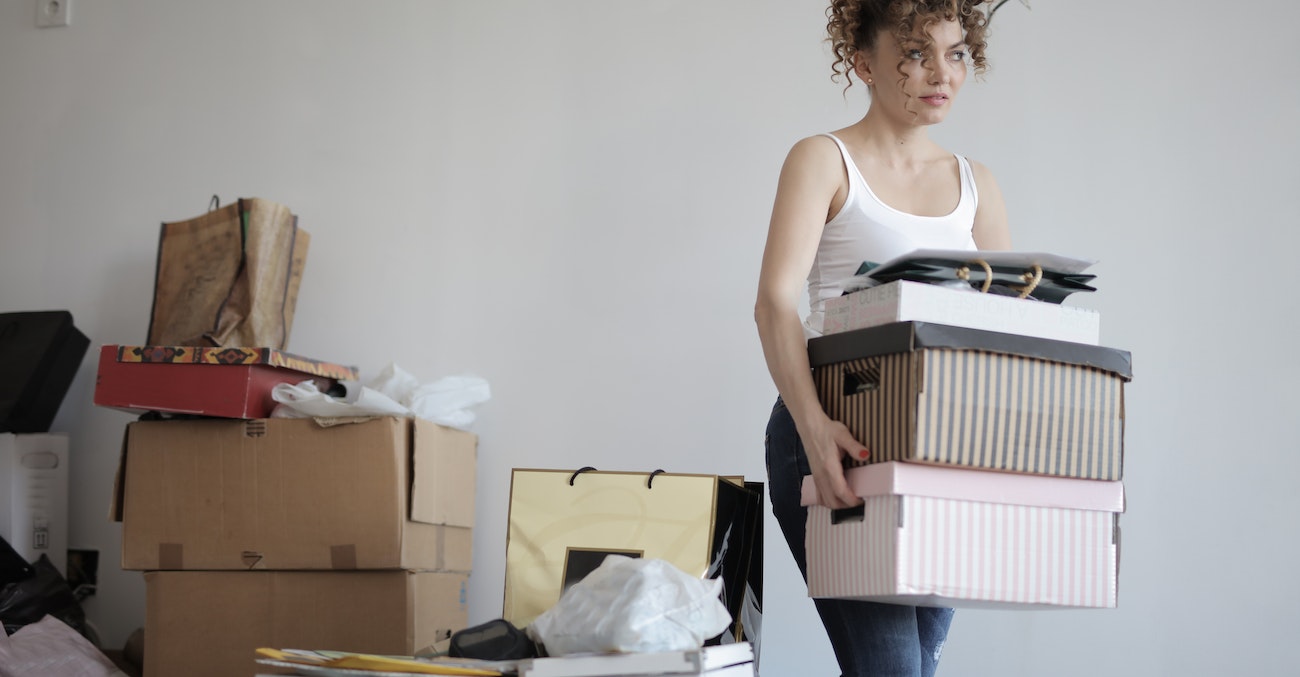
802, 462, 1123, 609
93, 345, 357, 419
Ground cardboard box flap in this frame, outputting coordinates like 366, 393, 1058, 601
808, 321, 1132, 379
111, 345, 358, 380
801, 462, 1125, 512
109, 425, 130, 522
410, 418, 477, 528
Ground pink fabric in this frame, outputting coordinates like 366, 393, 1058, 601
0, 616, 125, 677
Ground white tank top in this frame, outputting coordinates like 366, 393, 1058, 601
804, 133, 979, 337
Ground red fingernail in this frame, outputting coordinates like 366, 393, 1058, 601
858, 449, 869, 459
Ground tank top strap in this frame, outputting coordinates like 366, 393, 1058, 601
820, 133, 864, 205
954, 154, 979, 214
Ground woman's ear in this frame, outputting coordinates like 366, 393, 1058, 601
852, 50, 874, 86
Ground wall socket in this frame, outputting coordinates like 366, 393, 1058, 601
36, 0, 72, 28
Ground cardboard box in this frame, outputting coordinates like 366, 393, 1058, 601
93, 344, 358, 419
0, 433, 68, 575
822, 280, 1102, 344
802, 462, 1123, 609
0, 311, 90, 433
114, 417, 475, 571
809, 321, 1132, 480
145, 570, 468, 677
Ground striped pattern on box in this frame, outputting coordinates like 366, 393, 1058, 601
815, 348, 1124, 480
806, 495, 1118, 609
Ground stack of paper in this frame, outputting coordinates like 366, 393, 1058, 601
254, 643, 756, 677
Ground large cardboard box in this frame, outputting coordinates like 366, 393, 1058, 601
802, 462, 1123, 609
93, 344, 358, 419
114, 416, 475, 571
809, 321, 1132, 480
145, 570, 468, 677
0, 433, 68, 575
822, 280, 1101, 344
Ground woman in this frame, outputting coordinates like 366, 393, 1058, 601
754, 1, 1011, 675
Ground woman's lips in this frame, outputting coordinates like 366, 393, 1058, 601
920, 95, 949, 106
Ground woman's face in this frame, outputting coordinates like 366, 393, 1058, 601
858, 18, 970, 126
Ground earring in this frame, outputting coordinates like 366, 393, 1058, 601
866, 78, 873, 85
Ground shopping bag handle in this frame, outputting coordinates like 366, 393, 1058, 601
568, 466, 597, 485
566, 467, 669, 489
955, 258, 1045, 298
955, 258, 993, 293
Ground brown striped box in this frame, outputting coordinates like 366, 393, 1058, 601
809, 322, 1131, 480
801, 462, 1123, 609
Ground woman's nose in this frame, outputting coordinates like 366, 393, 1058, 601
929, 60, 953, 84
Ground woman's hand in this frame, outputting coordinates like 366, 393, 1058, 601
800, 414, 867, 509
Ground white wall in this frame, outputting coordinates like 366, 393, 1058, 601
3, 1, 1297, 674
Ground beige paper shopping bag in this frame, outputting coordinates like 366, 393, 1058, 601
502, 468, 761, 643
147, 197, 309, 350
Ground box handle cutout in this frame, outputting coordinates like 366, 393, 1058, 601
843, 368, 881, 397
831, 505, 865, 524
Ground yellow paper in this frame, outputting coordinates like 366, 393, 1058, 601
254, 648, 502, 676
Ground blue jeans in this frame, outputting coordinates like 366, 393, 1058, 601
765, 398, 954, 677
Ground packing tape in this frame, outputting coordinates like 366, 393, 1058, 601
158, 543, 183, 569
330, 544, 358, 569
435, 527, 446, 570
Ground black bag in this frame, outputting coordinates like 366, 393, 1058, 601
851, 250, 1097, 303
448, 619, 539, 660
0, 535, 35, 588
0, 554, 88, 638
0, 311, 90, 433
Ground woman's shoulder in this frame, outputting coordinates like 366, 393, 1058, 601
954, 153, 993, 175
959, 155, 1000, 188
789, 133, 842, 155
783, 134, 844, 172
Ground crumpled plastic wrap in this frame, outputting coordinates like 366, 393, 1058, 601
527, 556, 732, 657
271, 363, 490, 430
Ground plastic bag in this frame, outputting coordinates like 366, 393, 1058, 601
0, 555, 87, 639
526, 556, 732, 656
271, 363, 490, 430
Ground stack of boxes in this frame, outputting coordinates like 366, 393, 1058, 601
90, 201, 479, 675
96, 348, 479, 677
801, 278, 1130, 609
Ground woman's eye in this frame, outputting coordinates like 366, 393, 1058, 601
906, 49, 925, 60
949, 50, 967, 61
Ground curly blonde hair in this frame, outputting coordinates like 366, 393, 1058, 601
827, 0, 991, 89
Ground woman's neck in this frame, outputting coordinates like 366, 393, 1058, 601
847, 107, 945, 168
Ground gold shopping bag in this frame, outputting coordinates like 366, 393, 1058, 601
503, 468, 761, 644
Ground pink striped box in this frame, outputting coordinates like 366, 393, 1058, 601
801, 462, 1123, 609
